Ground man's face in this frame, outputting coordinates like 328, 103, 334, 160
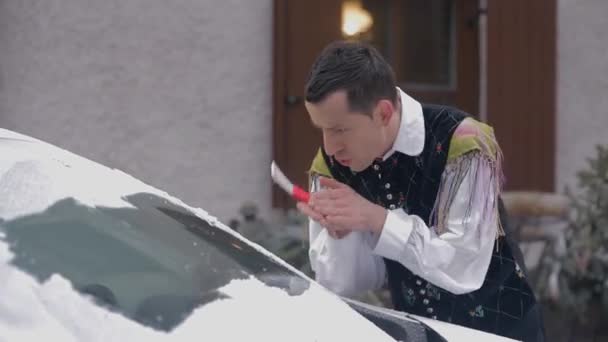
305, 90, 388, 172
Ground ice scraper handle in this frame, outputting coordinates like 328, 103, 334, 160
270, 161, 310, 203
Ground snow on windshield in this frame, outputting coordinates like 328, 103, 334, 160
0, 134, 395, 341
0, 239, 394, 341
0, 240, 165, 341
0, 138, 314, 285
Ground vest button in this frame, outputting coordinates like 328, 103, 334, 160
427, 308, 434, 314
423, 299, 429, 305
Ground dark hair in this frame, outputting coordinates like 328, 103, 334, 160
305, 41, 397, 114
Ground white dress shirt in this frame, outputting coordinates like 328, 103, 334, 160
308, 89, 498, 297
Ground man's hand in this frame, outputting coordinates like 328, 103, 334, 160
297, 200, 351, 239
297, 177, 387, 238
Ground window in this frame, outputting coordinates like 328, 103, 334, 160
343, 0, 455, 89
1, 193, 309, 331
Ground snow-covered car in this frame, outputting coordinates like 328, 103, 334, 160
0, 128, 515, 341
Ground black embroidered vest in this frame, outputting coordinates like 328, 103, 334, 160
321, 104, 537, 338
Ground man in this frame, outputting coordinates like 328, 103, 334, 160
297, 41, 544, 341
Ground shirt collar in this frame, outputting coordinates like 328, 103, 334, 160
381, 87, 425, 160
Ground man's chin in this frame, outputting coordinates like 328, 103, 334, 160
349, 163, 368, 172
336, 158, 371, 172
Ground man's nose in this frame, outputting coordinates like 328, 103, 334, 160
323, 132, 342, 156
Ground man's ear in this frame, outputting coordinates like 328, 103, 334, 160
375, 99, 395, 126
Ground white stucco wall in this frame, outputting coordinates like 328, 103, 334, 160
4, 0, 604, 221
0, 0, 273, 221
557, 0, 608, 192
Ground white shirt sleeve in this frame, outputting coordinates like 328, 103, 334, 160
308, 176, 386, 297
373, 155, 498, 295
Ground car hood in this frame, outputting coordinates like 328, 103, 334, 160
344, 298, 518, 342
0, 128, 513, 342
0, 243, 394, 341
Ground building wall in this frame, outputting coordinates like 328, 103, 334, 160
0, 0, 273, 221
2, 0, 607, 221
557, 0, 608, 192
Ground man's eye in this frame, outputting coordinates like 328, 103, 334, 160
323, 127, 348, 135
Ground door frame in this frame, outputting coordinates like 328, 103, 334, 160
272, 0, 288, 208
272, 0, 557, 208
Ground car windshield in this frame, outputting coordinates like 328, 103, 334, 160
0, 192, 310, 331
